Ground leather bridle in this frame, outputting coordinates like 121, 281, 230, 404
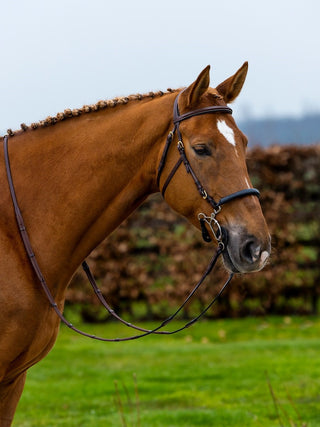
3, 90, 260, 342
157, 90, 260, 247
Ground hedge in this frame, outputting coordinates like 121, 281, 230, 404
66, 145, 320, 320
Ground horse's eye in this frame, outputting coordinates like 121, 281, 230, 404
193, 145, 211, 156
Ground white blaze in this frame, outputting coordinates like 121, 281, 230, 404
217, 119, 236, 147
217, 119, 254, 193
245, 177, 251, 188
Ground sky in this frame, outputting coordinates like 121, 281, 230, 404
0, 0, 319, 135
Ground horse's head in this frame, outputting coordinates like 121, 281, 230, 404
158, 62, 271, 273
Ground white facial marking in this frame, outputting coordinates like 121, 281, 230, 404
217, 119, 236, 147
245, 177, 251, 188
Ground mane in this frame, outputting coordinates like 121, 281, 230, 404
6, 88, 180, 137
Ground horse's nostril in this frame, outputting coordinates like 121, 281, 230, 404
224, 228, 271, 273
241, 239, 261, 264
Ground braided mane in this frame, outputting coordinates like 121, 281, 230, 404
6, 88, 179, 137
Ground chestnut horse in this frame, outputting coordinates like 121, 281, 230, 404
0, 63, 270, 425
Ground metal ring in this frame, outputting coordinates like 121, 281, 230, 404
218, 241, 225, 251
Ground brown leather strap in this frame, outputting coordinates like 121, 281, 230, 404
174, 105, 232, 124
160, 157, 183, 196
157, 128, 176, 187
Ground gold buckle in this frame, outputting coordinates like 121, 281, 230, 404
202, 190, 208, 200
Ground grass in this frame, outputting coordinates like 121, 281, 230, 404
13, 316, 320, 426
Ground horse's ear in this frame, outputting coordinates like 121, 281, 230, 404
216, 62, 248, 103
185, 65, 210, 106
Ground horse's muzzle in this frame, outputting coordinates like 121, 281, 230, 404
221, 226, 271, 273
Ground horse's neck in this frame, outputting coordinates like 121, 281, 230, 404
6, 94, 174, 293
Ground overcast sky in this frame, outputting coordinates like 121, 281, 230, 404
1, 0, 319, 135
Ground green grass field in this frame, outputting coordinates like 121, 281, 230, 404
13, 316, 320, 426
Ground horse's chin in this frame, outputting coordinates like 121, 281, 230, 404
221, 248, 240, 273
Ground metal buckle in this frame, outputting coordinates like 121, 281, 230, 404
201, 189, 208, 200
198, 211, 224, 250
177, 140, 184, 150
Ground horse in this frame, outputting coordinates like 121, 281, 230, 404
0, 62, 270, 425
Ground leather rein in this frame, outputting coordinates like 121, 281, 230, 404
3, 90, 259, 342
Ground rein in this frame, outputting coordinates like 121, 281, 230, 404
3, 90, 259, 342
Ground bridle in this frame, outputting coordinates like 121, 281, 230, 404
3, 90, 260, 342
157, 90, 260, 248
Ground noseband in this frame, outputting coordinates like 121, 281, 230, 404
157, 91, 260, 247
3, 90, 260, 342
